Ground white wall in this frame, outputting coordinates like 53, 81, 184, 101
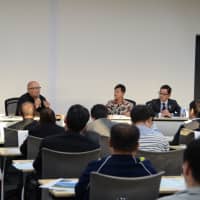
0, 0, 200, 114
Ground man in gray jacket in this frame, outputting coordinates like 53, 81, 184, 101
159, 138, 200, 200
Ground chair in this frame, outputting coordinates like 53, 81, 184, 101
125, 99, 136, 106
4, 127, 18, 147
27, 136, 42, 159
137, 149, 184, 175
90, 171, 165, 200
99, 136, 111, 158
4, 97, 19, 116
179, 128, 195, 145
42, 148, 101, 178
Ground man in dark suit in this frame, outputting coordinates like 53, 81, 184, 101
33, 104, 100, 177
146, 84, 181, 117
16, 81, 50, 115
75, 123, 157, 200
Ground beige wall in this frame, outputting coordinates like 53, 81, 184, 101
0, 0, 199, 114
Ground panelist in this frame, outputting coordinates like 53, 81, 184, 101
16, 81, 50, 115
106, 84, 134, 116
146, 84, 181, 117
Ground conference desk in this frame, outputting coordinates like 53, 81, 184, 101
39, 176, 186, 198
109, 115, 188, 138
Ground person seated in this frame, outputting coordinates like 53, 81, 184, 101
87, 104, 116, 137
75, 123, 157, 200
16, 81, 50, 115
159, 138, 200, 200
170, 100, 200, 145
131, 105, 169, 152
146, 84, 181, 117
33, 104, 100, 177
106, 84, 134, 116
20, 107, 65, 157
8, 101, 38, 130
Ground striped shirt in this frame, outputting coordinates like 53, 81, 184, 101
137, 124, 169, 152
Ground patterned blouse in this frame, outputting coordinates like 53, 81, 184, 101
106, 99, 133, 115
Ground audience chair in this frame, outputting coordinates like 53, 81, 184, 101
42, 148, 101, 178
137, 149, 184, 175
125, 99, 136, 107
99, 136, 111, 158
27, 136, 42, 159
90, 171, 164, 200
4, 127, 18, 147
4, 97, 19, 116
179, 128, 195, 145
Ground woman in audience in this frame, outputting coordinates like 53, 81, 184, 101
20, 107, 65, 157
170, 100, 200, 145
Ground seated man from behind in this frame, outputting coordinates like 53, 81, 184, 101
170, 100, 200, 145
106, 84, 134, 116
75, 123, 157, 200
20, 107, 65, 157
159, 138, 200, 200
146, 84, 181, 117
33, 104, 100, 177
131, 105, 169, 152
16, 81, 50, 115
8, 101, 38, 130
87, 104, 116, 137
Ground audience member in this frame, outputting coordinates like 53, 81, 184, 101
106, 84, 134, 116
146, 84, 181, 117
33, 104, 100, 177
20, 108, 65, 157
159, 138, 200, 200
87, 104, 116, 137
170, 100, 200, 145
16, 81, 50, 115
8, 101, 38, 130
75, 123, 157, 200
131, 105, 169, 152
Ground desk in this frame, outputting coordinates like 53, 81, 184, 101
109, 115, 188, 137
0, 147, 21, 200
39, 176, 185, 198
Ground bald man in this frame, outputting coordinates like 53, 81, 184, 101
16, 81, 50, 115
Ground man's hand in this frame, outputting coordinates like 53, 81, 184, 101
43, 100, 50, 108
161, 109, 172, 118
34, 97, 42, 109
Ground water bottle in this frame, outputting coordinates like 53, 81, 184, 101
180, 107, 187, 118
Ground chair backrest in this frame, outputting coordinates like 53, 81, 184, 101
137, 149, 184, 175
42, 147, 101, 178
4, 127, 18, 147
27, 136, 42, 159
179, 128, 195, 145
4, 97, 19, 116
125, 99, 136, 107
99, 136, 111, 158
90, 171, 164, 200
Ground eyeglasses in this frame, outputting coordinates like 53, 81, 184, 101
28, 87, 41, 90
159, 92, 169, 96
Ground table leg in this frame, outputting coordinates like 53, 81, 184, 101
1, 157, 7, 200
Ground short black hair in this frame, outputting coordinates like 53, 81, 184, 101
91, 104, 108, 119
110, 123, 140, 152
189, 100, 200, 118
184, 138, 200, 183
160, 84, 172, 95
66, 104, 89, 132
39, 108, 56, 124
114, 84, 126, 93
131, 105, 154, 123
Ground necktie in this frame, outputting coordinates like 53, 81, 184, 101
162, 103, 166, 111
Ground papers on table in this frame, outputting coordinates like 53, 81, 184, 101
18, 130, 29, 146
40, 178, 78, 192
12, 160, 34, 172
160, 176, 186, 192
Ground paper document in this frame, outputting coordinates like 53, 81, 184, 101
160, 177, 186, 191
18, 130, 29, 146
13, 160, 34, 171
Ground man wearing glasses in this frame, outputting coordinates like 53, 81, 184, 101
16, 81, 50, 115
146, 84, 181, 117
